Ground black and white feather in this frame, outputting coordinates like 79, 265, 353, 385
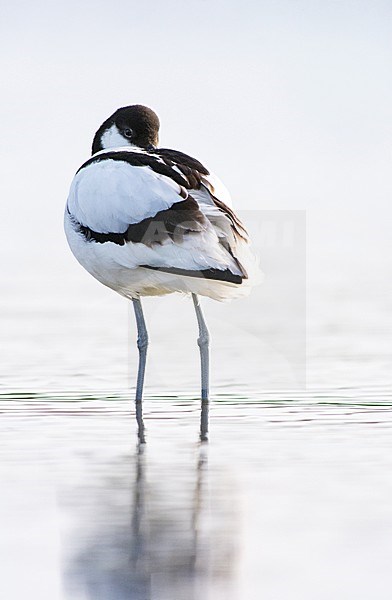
65, 105, 260, 301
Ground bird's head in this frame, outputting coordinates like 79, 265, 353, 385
92, 105, 160, 154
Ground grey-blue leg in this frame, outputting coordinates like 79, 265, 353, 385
192, 293, 210, 441
132, 297, 148, 444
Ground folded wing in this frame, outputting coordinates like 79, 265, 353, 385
66, 150, 246, 280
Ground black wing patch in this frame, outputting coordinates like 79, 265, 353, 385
140, 265, 243, 284
155, 148, 209, 188
69, 197, 206, 247
77, 149, 209, 191
155, 148, 209, 175
208, 193, 249, 242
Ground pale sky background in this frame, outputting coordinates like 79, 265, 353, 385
1, 0, 391, 302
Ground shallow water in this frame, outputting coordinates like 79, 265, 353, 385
2, 388, 392, 600
1, 227, 392, 599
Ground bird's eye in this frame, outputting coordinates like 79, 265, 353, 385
123, 128, 133, 138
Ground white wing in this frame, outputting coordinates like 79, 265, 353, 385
67, 159, 186, 233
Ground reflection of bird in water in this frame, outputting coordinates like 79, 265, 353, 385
64, 443, 238, 600
65, 104, 259, 442
129, 445, 210, 598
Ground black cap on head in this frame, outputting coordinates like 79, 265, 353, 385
92, 105, 160, 154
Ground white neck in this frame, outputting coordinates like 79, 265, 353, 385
100, 124, 138, 151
